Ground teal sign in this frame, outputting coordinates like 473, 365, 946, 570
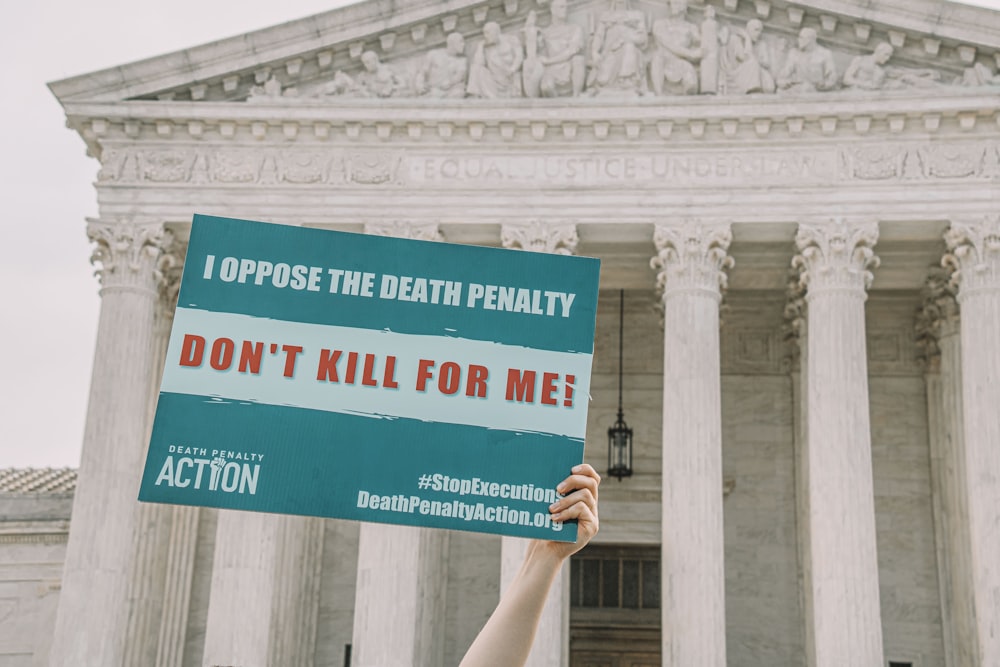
139, 215, 600, 541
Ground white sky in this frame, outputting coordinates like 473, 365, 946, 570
2, 0, 999, 468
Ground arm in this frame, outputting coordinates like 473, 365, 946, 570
459, 464, 600, 667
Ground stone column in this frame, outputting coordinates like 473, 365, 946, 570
784, 275, 814, 664
125, 241, 187, 666
349, 221, 450, 667
49, 219, 170, 666
150, 243, 206, 667
202, 510, 280, 667
268, 515, 326, 667
792, 220, 884, 667
498, 221, 579, 667
944, 216, 1000, 665
917, 272, 977, 667
650, 221, 733, 667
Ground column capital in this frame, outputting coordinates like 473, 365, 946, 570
157, 240, 187, 323
943, 215, 1000, 300
363, 220, 443, 241
793, 219, 880, 297
916, 270, 960, 369
500, 220, 578, 255
783, 269, 808, 369
87, 219, 171, 296
650, 220, 734, 301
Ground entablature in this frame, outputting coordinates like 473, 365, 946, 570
67, 89, 1000, 154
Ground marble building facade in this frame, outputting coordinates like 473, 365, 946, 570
3, 0, 999, 664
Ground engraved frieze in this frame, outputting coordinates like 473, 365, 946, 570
139, 150, 193, 183
279, 151, 331, 184
94, 141, 996, 189
212, 152, 262, 183
344, 152, 402, 184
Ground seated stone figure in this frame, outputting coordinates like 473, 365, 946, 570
323, 51, 403, 98
467, 22, 524, 98
649, 0, 703, 96
778, 27, 838, 92
719, 19, 775, 94
587, 0, 649, 96
843, 42, 940, 90
963, 61, 1000, 86
522, 0, 586, 98
415, 33, 469, 98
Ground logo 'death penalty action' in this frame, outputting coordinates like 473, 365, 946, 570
154, 446, 262, 495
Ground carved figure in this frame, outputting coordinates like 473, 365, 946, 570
522, 0, 586, 98
415, 33, 469, 98
247, 75, 297, 102
962, 62, 1000, 87
649, 0, 703, 95
778, 28, 838, 92
699, 7, 721, 94
587, 0, 649, 96
843, 42, 940, 90
356, 51, 403, 98
719, 19, 775, 94
323, 51, 403, 98
467, 22, 524, 98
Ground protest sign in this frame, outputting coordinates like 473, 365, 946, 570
138, 215, 600, 541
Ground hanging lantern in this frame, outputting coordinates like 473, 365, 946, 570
607, 289, 633, 481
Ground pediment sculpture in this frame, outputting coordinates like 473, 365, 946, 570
244, 0, 999, 103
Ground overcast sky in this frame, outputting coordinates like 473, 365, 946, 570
2, 0, 999, 469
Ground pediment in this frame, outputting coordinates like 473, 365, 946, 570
50, 0, 1000, 106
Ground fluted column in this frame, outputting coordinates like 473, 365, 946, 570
784, 275, 814, 664
268, 515, 326, 667
944, 216, 1000, 665
125, 241, 187, 666
49, 219, 170, 666
149, 243, 204, 667
350, 221, 450, 667
498, 220, 579, 667
917, 273, 976, 667
792, 220, 884, 667
650, 221, 733, 667
203, 510, 280, 667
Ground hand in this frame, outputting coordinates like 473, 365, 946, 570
539, 463, 600, 561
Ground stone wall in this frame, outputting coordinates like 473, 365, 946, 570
0, 493, 71, 666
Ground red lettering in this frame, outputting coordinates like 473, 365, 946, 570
345, 352, 358, 384
362, 354, 378, 387
316, 349, 342, 382
439, 362, 461, 395
210, 338, 235, 371
505, 369, 536, 403
238, 341, 263, 374
564, 374, 575, 407
416, 359, 435, 391
383, 356, 399, 389
540, 372, 559, 406
179, 334, 205, 367
466, 365, 488, 398
281, 345, 303, 378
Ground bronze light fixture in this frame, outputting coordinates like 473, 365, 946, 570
607, 289, 633, 481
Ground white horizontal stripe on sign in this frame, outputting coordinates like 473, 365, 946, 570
161, 308, 592, 439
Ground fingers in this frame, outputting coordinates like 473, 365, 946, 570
549, 488, 596, 522
551, 502, 599, 541
550, 463, 602, 524
556, 465, 601, 502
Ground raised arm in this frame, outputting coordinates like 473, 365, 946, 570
459, 464, 600, 667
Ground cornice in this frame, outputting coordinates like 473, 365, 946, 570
66, 89, 1000, 151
